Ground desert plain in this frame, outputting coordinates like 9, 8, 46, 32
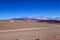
0, 20, 60, 40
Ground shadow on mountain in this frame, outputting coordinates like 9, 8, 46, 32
37, 20, 60, 24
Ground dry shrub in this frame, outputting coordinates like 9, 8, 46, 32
15, 39, 18, 40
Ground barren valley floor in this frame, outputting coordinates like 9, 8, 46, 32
0, 20, 60, 40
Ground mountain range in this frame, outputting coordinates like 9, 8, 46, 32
11, 17, 60, 20
10, 17, 60, 24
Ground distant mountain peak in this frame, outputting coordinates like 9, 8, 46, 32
32, 16, 48, 20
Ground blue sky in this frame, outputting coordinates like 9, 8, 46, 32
0, 0, 60, 19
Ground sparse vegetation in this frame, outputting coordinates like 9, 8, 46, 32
34, 38, 39, 40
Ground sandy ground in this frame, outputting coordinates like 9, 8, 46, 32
0, 27, 60, 40
0, 20, 59, 30
0, 20, 60, 40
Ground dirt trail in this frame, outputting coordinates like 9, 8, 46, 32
0, 25, 59, 32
